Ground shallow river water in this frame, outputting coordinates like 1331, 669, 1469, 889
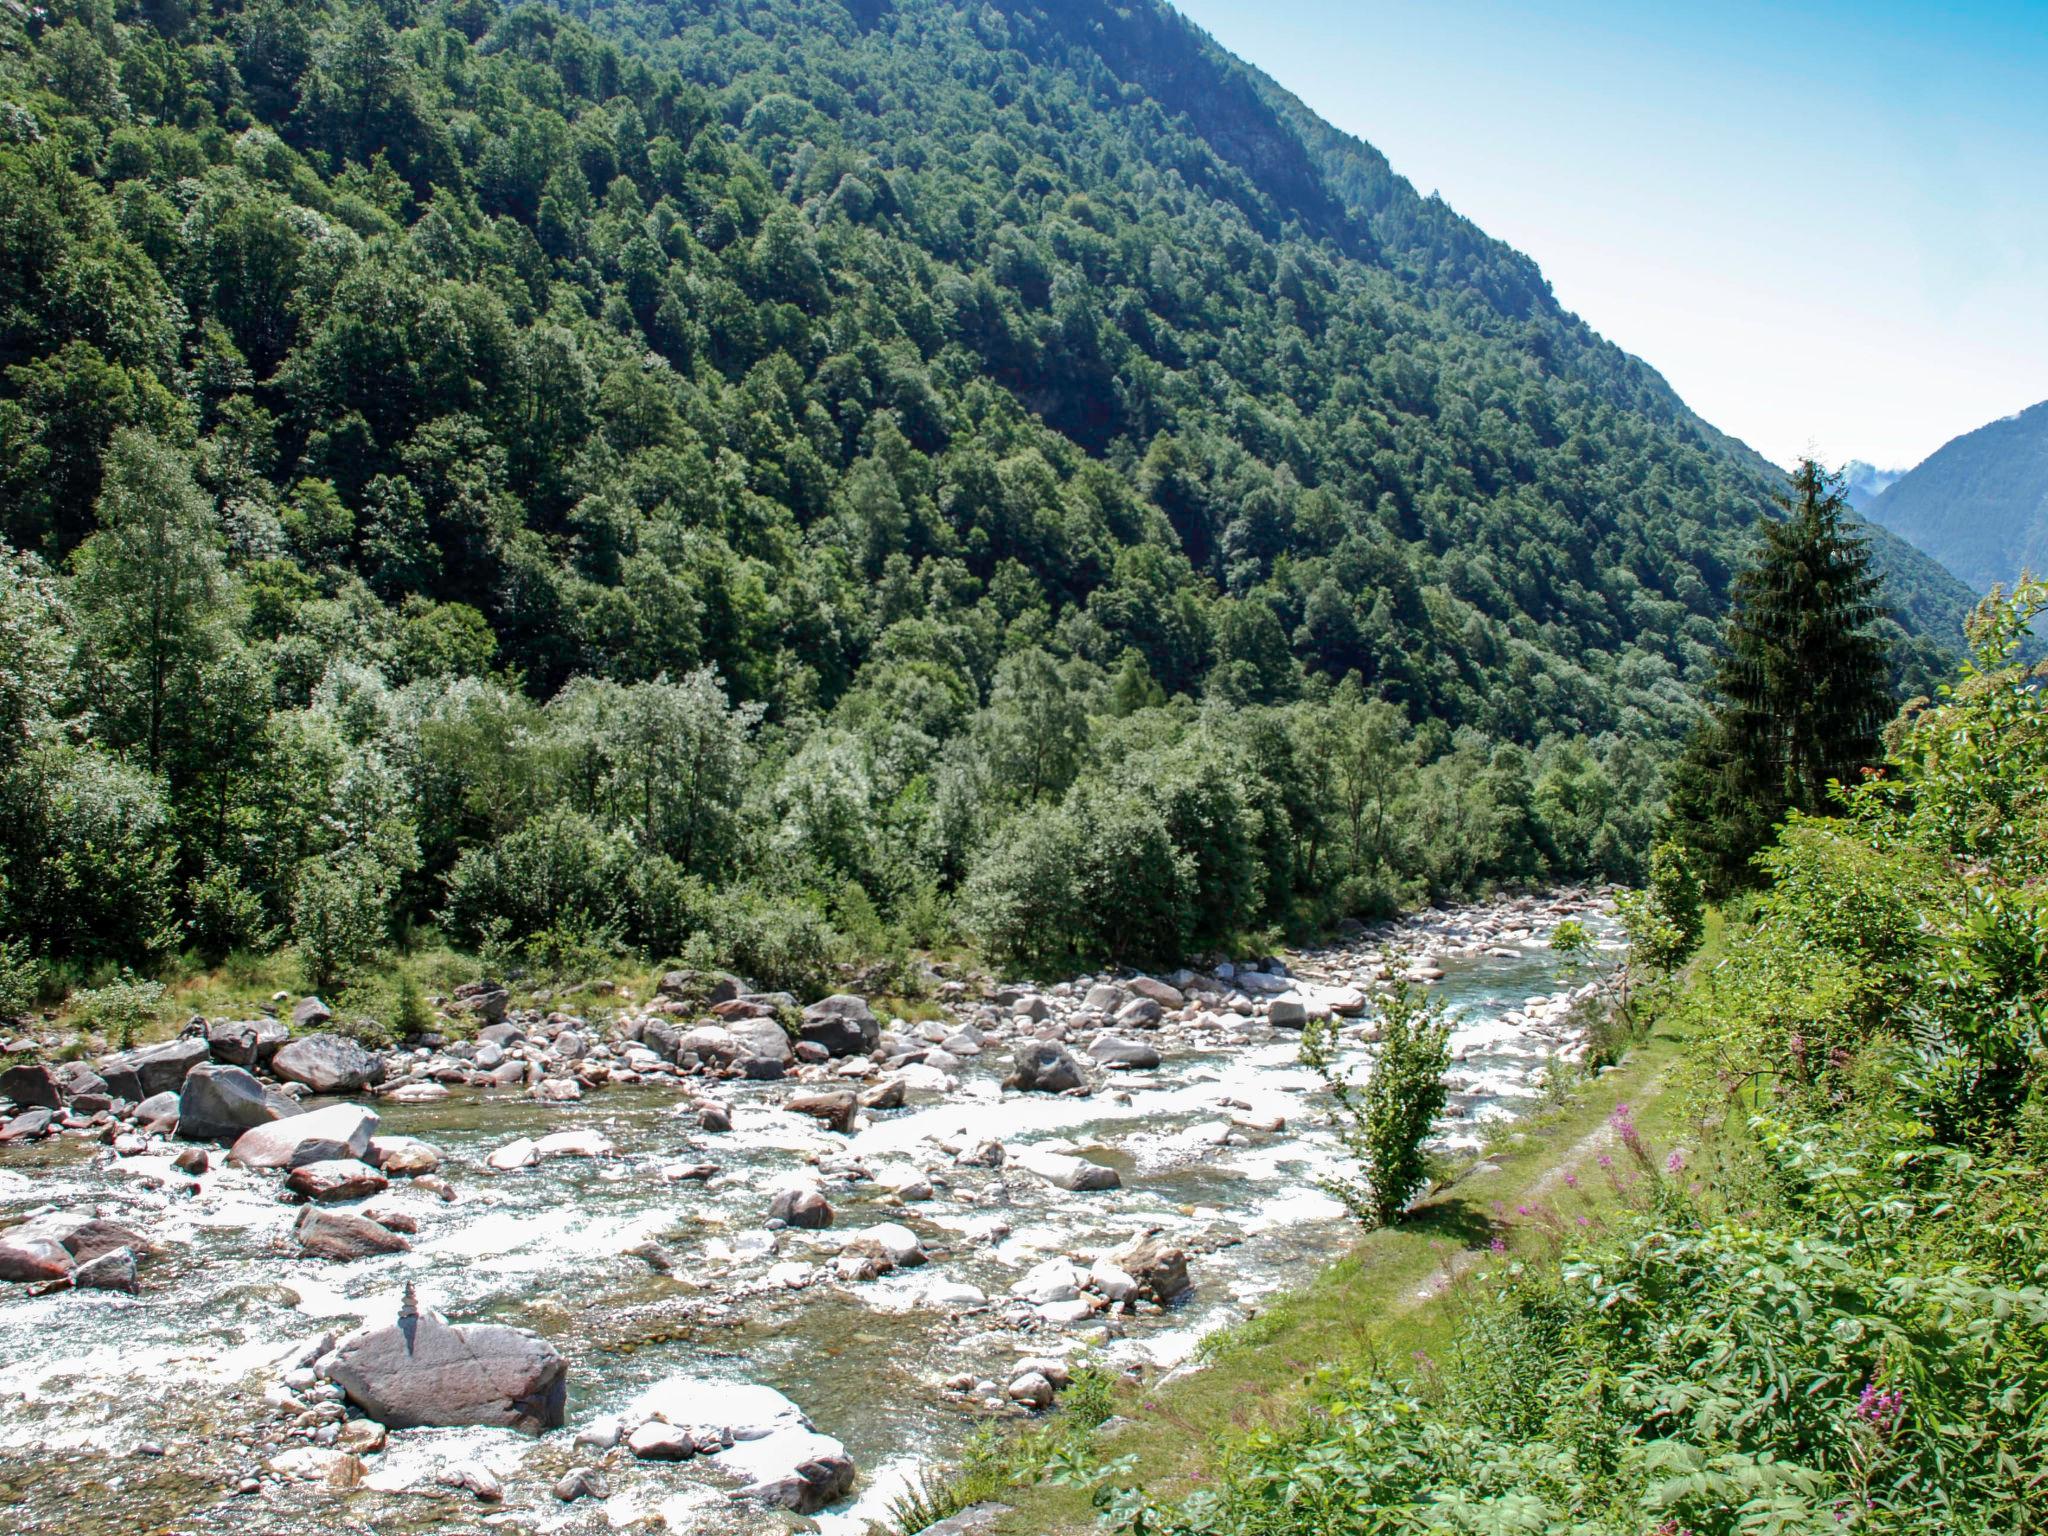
0, 898, 1615, 1534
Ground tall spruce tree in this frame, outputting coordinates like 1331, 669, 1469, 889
1668, 459, 1894, 892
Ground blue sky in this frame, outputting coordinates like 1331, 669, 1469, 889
1169, 0, 2048, 472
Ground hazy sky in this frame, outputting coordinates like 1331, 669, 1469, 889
1169, 0, 2048, 472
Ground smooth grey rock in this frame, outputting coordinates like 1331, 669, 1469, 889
798, 995, 879, 1058
1087, 1034, 1162, 1070
294, 1207, 410, 1261
0, 1063, 61, 1110
71, 1247, 139, 1293
132, 1090, 180, 1126
286, 1158, 388, 1202
232, 1103, 378, 1169
1113, 997, 1164, 1029
326, 1291, 566, 1433
768, 1188, 834, 1229
1021, 1150, 1121, 1192
271, 1034, 384, 1095
177, 1064, 301, 1143
1126, 976, 1186, 1008
1081, 983, 1127, 1013
0, 1108, 52, 1141
96, 1038, 208, 1101
627, 1421, 697, 1461
1265, 997, 1308, 1029
1007, 1042, 1087, 1094
204, 1017, 290, 1068
290, 996, 332, 1030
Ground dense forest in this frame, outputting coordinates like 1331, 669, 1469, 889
0, 0, 1979, 1001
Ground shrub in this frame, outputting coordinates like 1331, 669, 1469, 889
962, 803, 1085, 972
440, 807, 632, 947
1618, 838, 1704, 975
69, 972, 167, 1049
185, 860, 275, 958
291, 852, 393, 992
1303, 978, 1452, 1228
715, 889, 843, 998
0, 939, 44, 1021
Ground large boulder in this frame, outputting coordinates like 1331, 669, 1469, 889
786, 1091, 857, 1134
231, 1102, 378, 1169
325, 1291, 567, 1434
96, 1038, 209, 1102
0, 1063, 61, 1110
1113, 1234, 1189, 1303
204, 1017, 290, 1069
1126, 976, 1186, 1008
1265, 996, 1308, 1029
1113, 997, 1165, 1029
0, 1234, 72, 1283
731, 1019, 794, 1080
1087, 1035, 1162, 1070
625, 1377, 854, 1516
1006, 1042, 1088, 1094
271, 1033, 385, 1095
51, 1061, 107, 1101
178, 1064, 301, 1143
798, 996, 879, 1058
639, 1019, 689, 1063
294, 1207, 410, 1261
0, 1108, 51, 1142
768, 1187, 834, 1229
1015, 1149, 1121, 1192
5, 1212, 154, 1270
287, 1158, 389, 1202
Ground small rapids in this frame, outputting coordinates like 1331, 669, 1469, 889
0, 892, 1617, 1534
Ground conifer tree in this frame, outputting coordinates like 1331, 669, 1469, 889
1668, 459, 1893, 891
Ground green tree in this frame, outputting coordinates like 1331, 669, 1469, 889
69, 431, 228, 773
977, 647, 1090, 802
1668, 460, 1894, 892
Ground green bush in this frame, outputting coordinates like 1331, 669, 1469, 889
1302, 978, 1452, 1229
440, 808, 633, 948
1618, 838, 1705, 975
68, 972, 167, 1049
0, 939, 43, 1022
292, 852, 393, 993
714, 889, 843, 999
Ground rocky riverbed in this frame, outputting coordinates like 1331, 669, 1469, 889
0, 889, 1617, 1534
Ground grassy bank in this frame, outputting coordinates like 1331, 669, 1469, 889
913, 921, 1719, 1535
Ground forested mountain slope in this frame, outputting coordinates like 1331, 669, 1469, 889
1865, 399, 2048, 593
0, 0, 1981, 982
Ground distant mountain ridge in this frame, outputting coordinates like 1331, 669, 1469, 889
1841, 460, 1906, 513
1864, 401, 2048, 593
